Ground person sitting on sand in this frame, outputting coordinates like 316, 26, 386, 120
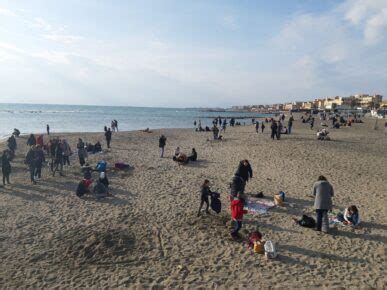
230, 192, 248, 238
141, 128, 152, 133
188, 148, 197, 161
82, 163, 93, 180
93, 177, 111, 198
175, 153, 189, 165
174, 147, 180, 158
99, 171, 109, 189
336, 205, 360, 226
197, 179, 212, 216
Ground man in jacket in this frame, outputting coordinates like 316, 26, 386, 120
105, 128, 112, 149
235, 160, 253, 183
25, 146, 37, 184
34, 145, 45, 179
313, 175, 334, 232
52, 141, 64, 177
271, 121, 278, 140
159, 135, 167, 158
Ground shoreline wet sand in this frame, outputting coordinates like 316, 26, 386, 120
0, 117, 386, 288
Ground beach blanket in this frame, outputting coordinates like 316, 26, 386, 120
245, 198, 275, 215
329, 211, 344, 226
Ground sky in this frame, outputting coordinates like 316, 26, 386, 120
0, 0, 386, 108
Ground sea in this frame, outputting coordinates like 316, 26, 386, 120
0, 103, 272, 140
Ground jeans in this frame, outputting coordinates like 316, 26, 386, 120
271, 130, 276, 139
160, 147, 164, 158
63, 156, 70, 166
29, 165, 36, 182
316, 209, 329, 231
2, 172, 10, 185
106, 139, 111, 148
288, 125, 292, 134
232, 220, 242, 235
53, 159, 63, 176
35, 165, 42, 178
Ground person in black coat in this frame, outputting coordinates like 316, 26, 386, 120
105, 128, 112, 149
27, 134, 36, 147
1, 150, 12, 185
235, 160, 253, 183
34, 145, 46, 179
25, 146, 37, 184
188, 148, 197, 161
271, 121, 278, 140
52, 142, 64, 177
159, 135, 167, 158
197, 179, 212, 216
230, 175, 246, 198
7, 135, 17, 152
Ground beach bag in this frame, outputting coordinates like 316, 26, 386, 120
264, 240, 277, 259
76, 181, 87, 197
114, 162, 130, 170
254, 241, 265, 254
210, 194, 221, 214
274, 194, 284, 206
248, 231, 262, 248
95, 161, 107, 172
299, 215, 316, 228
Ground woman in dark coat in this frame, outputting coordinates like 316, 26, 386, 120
1, 150, 12, 185
235, 160, 253, 183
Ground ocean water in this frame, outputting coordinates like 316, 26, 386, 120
0, 103, 271, 139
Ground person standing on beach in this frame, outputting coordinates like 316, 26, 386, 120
1, 150, 12, 185
27, 134, 36, 147
235, 160, 253, 184
52, 141, 64, 177
159, 135, 167, 158
277, 121, 282, 140
46, 124, 50, 135
77, 138, 87, 166
288, 116, 294, 134
312, 175, 334, 232
255, 121, 259, 133
197, 179, 211, 216
261, 122, 265, 133
7, 135, 17, 153
25, 146, 37, 184
62, 139, 72, 166
271, 121, 278, 140
212, 125, 219, 140
310, 117, 315, 130
34, 145, 45, 180
230, 192, 248, 238
114, 120, 118, 132
105, 128, 112, 149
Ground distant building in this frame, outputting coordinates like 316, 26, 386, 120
284, 101, 302, 111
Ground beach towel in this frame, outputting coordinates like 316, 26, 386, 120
245, 198, 275, 215
114, 162, 130, 170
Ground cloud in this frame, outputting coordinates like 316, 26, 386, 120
342, 0, 387, 45
0, 7, 16, 17
220, 15, 238, 30
43, 34, 84, 44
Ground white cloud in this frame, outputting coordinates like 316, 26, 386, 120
43, 34, 84, 44
220, 15, 238, 30
0, 7, 16, 17
342, 0, 387, 45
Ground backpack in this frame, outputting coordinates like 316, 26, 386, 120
264, 240, 277, 259
210, 195, 221, 213
299, 215, 316, 228
76, 181, 87, 197
95, 161, 107, 172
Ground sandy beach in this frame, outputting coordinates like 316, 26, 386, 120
0, 116, 386, 288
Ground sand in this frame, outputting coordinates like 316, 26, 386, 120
0, 116, 386, 288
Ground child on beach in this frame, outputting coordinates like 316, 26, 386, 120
197, 179, 212, 216
336, 206, 360, 226
230, 193, 248, 238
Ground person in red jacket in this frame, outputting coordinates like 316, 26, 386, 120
230, 193, 248, 238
